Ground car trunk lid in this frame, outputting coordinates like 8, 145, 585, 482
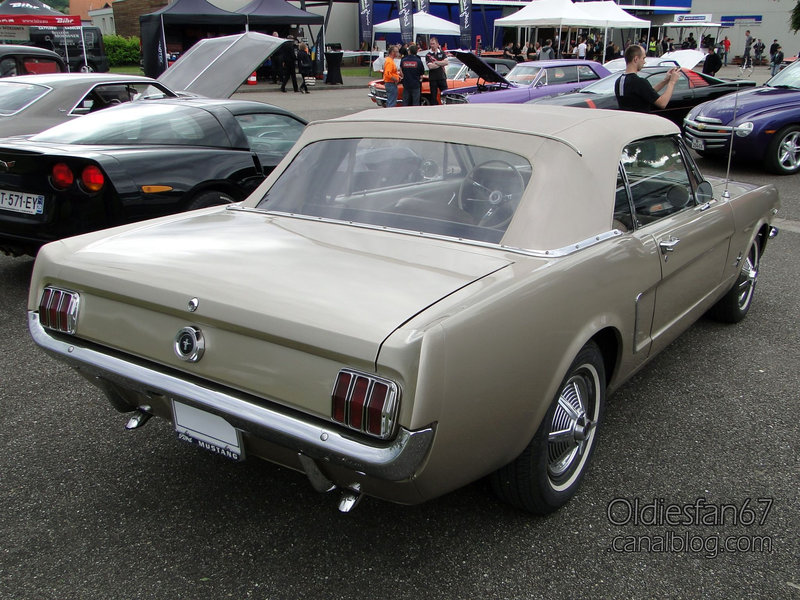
157, 32, 287, 98
39, 208, 513, 417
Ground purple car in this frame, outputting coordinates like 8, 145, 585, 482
684, 58, 800, 174
442, 54, 611, 105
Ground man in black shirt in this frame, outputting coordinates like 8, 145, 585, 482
615, 45, 679, 114
425, 37, 449, 104
400, 44, 425, 105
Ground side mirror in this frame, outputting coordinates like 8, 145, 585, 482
696, 180, 714, 204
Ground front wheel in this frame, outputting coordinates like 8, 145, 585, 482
491, 341, 605, 514
764, 125, 800, 174
707, 238, 760, 323
79, 63, 96, 73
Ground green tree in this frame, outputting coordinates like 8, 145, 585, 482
793, 1, 800, 32
103, 35, 141, 67
46, 0, 70, 13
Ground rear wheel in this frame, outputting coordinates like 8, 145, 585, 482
708, 238, 760, 323
491, 341, 605, 514
764, 125, 800, 174
420, 95, 431, 106
186, 190, 235, 211
79, 63, 96, 73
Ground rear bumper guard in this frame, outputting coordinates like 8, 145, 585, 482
29, 312, 434, 482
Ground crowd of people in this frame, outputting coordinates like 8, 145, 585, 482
372, 27, 793, 110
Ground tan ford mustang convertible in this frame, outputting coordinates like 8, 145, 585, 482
28, 105, 780, 514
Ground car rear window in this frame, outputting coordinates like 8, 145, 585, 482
256, 138, 532, 244
0, 81, 50, 115
31, 103, 230, 147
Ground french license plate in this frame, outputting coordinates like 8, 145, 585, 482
689, 136, 705, 151
173, 401, 244, 461
0, 188, 45, 215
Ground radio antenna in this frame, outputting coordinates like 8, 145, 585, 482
722, 74, 744, 200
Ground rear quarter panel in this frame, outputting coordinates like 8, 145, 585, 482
378, 235, 664, 501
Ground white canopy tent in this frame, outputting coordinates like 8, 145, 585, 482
373, 11, 460, 36
495, 0, 604, 28
494, 0, 606, 55
494, 0, 649, 58
580, 1, 650, 61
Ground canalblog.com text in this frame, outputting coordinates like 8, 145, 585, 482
606, 497, 774, 559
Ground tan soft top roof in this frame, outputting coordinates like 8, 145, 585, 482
253, 105, 683, 251
328, 104, 679, 152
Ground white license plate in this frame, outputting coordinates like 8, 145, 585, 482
173, 401, 244, 461
689, 136, 705, 151
0, 188, 45, 215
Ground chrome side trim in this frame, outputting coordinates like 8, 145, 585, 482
695, 116, 723, 124
28, 312, 434, 481
230, 206, 622, 258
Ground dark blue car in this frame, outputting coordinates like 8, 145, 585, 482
683, 59, 800, 174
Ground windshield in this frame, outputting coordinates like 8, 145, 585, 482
506, 65, 542, 86
31, 102, 230, 147
256, 138, 532, 244
444, 60, 464, 79
0, 81, 49, 115
767, 59, 800, 88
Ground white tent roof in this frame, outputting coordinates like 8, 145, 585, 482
494, 0, 607, 28
579, 1, 649, 29
373, 12, 460, 35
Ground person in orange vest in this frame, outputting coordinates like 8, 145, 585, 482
383, 45, 402, 107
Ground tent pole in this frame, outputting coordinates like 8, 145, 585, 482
80, 25, 88, 70
557, 24, 562, 58
369, 30, 375, 75
62, 30, 70, 70
160, 14, 168, 73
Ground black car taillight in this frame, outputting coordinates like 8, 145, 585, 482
331, 369, 399, 439
51, 162, 74, 189
80, 165, 105, 192
38, 286, 79, 334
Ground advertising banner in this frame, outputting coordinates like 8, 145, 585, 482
359, 0, 373, 43
459, 0, 471, 49
397, 0, 413, 44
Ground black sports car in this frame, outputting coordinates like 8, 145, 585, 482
0, 97, 306, 256
530, 67, 756, 125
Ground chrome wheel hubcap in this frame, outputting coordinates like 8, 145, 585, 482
548, 368, 598, 481
737, 245, 759, 310
778, 132, 800, 171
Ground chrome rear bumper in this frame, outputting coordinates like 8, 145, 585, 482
28, 312, 434, 482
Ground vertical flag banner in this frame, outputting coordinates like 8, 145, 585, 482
397, 0, 413, 44
416, 0, 429, 14
359, 0, 373, 43
459, 0, 472, 49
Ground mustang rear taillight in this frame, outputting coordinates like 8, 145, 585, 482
38, 286, 80, 334
331, 369, 399, 439
51, 163, 74, 189
80, 165, 105, 192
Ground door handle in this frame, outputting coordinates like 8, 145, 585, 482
659, 237, 681, 254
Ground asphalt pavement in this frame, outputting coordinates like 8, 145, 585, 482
1, 71, 799, 600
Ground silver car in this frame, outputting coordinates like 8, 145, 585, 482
28, 105, 780, 514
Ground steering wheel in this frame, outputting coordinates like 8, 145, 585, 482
665, 184, 691, 210
457, 160, 525, 227
258, 130, 285, 139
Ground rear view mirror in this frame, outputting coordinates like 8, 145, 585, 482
696, 180, 714, 204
